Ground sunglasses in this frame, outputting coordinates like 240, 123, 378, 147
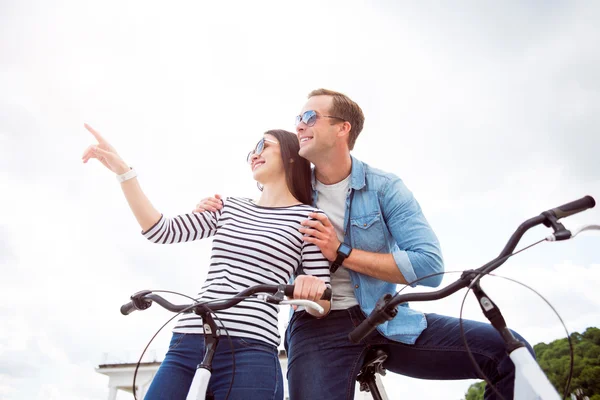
247, 137, 279, 164
295, 110, 345, 127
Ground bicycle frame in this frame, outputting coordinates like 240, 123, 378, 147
187, 369, 211, 400
349, 195, 596, 399
511, 347, 560, 400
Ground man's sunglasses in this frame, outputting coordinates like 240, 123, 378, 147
247, 137, 279, 164
295, 110, 345, 127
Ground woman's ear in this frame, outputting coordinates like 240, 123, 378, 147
289, 158, 295, 163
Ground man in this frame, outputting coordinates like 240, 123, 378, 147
196, 89, 530, 400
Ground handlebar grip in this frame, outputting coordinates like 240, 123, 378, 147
120, 290, 153, 315
348, 293, 397, 343
348, 316, 379, 344
549, 196, 596, 219
283, 285, 332, 301
283, 285, 295, 297
120, 301, 137, 315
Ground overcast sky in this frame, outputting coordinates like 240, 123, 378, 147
1, 1, 599, 399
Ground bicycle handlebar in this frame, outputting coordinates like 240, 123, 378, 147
349, 195, 596, 343
120, 284, 332, 316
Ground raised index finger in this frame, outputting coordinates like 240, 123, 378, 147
84, 123, 106, 144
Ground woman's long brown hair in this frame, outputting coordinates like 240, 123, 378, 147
263, 129, 312, 205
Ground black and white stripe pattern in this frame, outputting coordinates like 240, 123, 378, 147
142, 197, 331, 346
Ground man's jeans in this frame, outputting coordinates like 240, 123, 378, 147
146, 333, 283, 400
285, 306, 533, 400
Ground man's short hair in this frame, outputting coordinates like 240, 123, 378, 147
308, 89, 365, 150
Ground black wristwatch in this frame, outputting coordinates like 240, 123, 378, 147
330, 243, 353, 273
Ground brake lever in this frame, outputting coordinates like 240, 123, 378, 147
546, 224, 600, 241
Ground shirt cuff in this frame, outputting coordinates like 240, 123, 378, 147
141, 214, 164, 237
391, 244, 418, 286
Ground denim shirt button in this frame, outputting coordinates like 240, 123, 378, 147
355, 284, 359, 289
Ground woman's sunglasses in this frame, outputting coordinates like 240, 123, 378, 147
247, 138, 279, 164
294, 110, 345, 127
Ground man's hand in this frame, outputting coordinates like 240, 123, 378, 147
193, 194, 223, 213
299, 212, 340, 262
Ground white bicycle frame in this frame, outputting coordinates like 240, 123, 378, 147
361, 224, 600, 400
509, 224, 599, 400
185, 298, 325, 400
511, 347, 560, 400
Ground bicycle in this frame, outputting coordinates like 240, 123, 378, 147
349, 195, 598, 400
120, 283, 332, 400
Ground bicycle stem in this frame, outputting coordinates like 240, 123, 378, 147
198, 312, 220, 372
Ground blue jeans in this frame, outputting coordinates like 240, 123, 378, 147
145, 333, 283, 400
284, 306, 533, 400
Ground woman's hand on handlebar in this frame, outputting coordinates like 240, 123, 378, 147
81, 124, 130, 175
291, 275, 331, 317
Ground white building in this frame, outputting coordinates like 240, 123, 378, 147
96, 349, 375, 399
96, 360, 160, 399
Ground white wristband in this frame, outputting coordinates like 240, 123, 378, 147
116, 167, 137, 183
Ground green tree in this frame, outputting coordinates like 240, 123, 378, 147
463, 327, 600, 400
464, 381, 485, 400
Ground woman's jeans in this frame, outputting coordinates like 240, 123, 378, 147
145, 333, 283, 400
285, 306, 533, 400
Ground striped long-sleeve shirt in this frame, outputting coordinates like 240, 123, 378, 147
142, 197, 331, 347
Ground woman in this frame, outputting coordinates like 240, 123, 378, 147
81, 124, 331, 400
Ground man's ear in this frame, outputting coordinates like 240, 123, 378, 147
336, 121, 352, 138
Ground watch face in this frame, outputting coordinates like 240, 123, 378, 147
338, 243, 352, 257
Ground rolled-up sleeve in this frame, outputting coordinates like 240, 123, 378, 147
382, 177, 444, 287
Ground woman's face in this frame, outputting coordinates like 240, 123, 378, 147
248, 134, 285, 185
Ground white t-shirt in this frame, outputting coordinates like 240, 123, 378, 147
315, 175, 359, 310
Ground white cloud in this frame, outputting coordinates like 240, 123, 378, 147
1, 1, 599, 399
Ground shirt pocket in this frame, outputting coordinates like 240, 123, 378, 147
350, 213, 386, 252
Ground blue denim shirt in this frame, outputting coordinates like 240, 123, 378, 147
313, 156, 444, 344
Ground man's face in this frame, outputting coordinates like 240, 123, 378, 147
295, 95, 339, 162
